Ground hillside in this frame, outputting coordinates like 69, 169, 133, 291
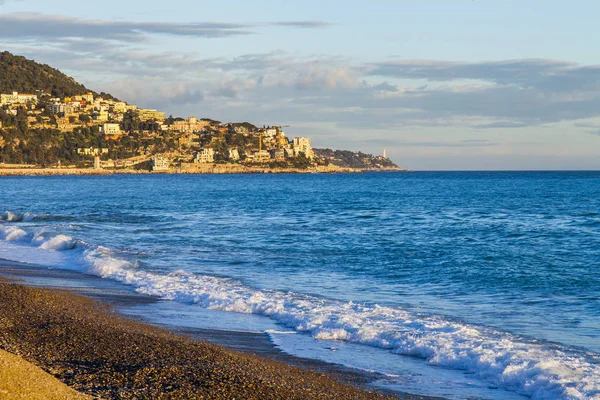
0, 51, 115, 99
0, 51, 403, 171
314, 148, 400, 169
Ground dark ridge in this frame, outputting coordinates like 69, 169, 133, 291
314, 148, 400, 169
0, 51, 117, 100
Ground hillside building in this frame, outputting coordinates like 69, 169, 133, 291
151, 157, 170, 171
100, 123, 122, 136
228, 149, 240, 161
0, 92, 38, 106
194, 148, 215, 163
171, 116, 210, 133
292, 137, 313, 158
138, 109, 166, 123
77, 147, 109, 156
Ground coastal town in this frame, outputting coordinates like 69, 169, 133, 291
0, 89, 400, 173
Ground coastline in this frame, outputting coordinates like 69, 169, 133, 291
0, 164, 406, 176
0, 259, 437, 400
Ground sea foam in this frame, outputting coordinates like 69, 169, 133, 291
1, 211, 39, 222
1, 221, 599, 399
82, 247, 600, 400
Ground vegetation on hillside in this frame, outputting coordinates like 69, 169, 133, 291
0, 51, 116, 100
313, 148, 398, 169
0, 51, 401, 170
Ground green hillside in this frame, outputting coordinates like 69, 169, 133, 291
0, 51, 114, 99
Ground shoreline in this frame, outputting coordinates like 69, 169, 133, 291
0, 259, 438, 400
0, 164, 406, 176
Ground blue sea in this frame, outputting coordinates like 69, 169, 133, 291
1, 172, 599, 399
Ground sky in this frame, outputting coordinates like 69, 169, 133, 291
1, 0, 600, 170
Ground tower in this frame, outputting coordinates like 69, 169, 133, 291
383, 149, 387, 159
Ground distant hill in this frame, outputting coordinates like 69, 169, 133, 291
0, 51, 116, 100
314, 148, 401, 169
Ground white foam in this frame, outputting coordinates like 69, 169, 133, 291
1, 211, 37, 222
0, 226, 29, 242
82, 247, 600, 400
1, 223, 599, 399
0, 225, 77, 251
39, 234, 77, 251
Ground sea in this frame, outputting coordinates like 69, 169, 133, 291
0, 172, 599, 400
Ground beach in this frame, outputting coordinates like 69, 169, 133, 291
0, 348, 89, 399
0, 260, 432, 399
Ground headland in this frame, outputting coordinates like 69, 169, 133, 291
1, 52, 406, 175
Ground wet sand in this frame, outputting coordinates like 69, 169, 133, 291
0, 260, 437, 399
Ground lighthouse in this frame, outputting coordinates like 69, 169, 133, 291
383, 149, 387, 159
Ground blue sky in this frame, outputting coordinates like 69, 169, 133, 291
2, 0, 600, 170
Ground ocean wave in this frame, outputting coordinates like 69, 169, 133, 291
38, 234, 78, 250
0, 224, 599, 399
0, 211, 37, 222
0, 225, 78, 251
82, 248, 599, 400
0, 211, 72, 223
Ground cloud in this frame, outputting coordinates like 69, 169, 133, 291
473, 121, 530, 129
105, 77, 205, 109
295, 66, 361, 90
0, 13, 331, 43
0, 13, 254, 41
5, 21, 600, 135
369, 59, 600, 97
574, 121, 600, 136
370, 59, 575, 84
574, 122, 600, 129
271, 21, 332, 28
355, 138, 498, 148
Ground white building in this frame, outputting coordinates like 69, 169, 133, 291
267, 128, 280, 138
100, 123, 122, 136
194, 148, 215, 163
0, 92, 38, 106
252, 150, 271, 162
228, 149, 240, 161
77, 147, 109, 156
111, 102, 128, 113
151, 157, 170, 171
171, 116, 210, 133
47, 101, 80, 115
81, 93, 94, 103
293, 137, 313, 158
138, 109, 166, 122
47, 102, 65, 114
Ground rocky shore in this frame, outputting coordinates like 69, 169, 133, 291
0, 281, 399, 399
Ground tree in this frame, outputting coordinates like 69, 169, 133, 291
291, 152, 312, 169
121, 110, 140, 133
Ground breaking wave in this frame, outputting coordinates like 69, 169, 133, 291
0, 211, 37, 222
0, 211, 73, 223
0, 225, 77, 250
0, 221, 599, 399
